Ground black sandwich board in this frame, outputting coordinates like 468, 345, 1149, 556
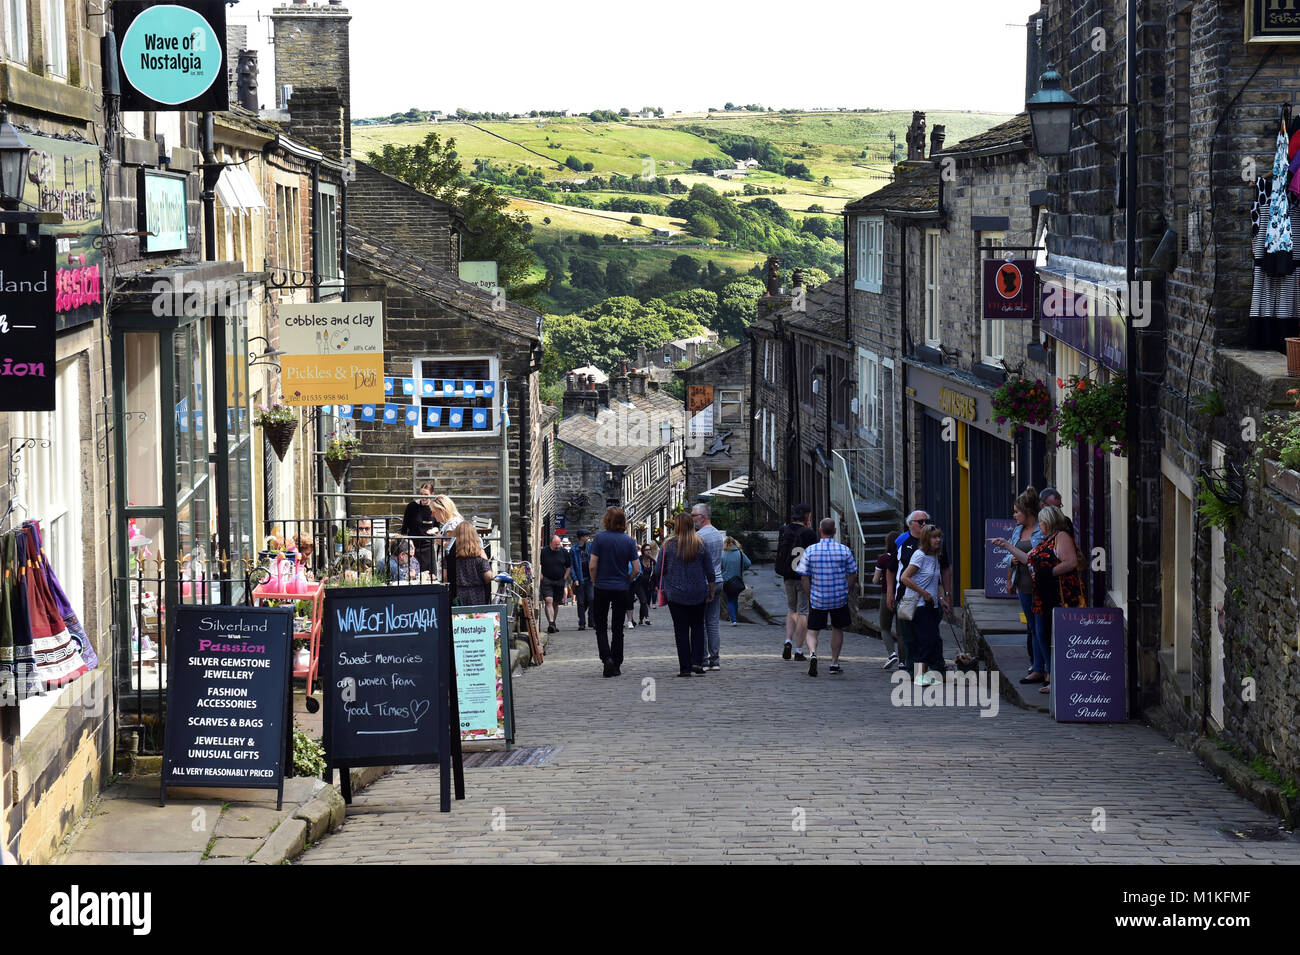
321, 584, 464, 812
162, 604, 293, 808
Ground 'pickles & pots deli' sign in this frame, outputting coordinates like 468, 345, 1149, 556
279, 302, 385, 406
115, 1, 228, 111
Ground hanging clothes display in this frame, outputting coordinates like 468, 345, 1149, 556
33, 522, 97, 671
1250, 111, 1300, 350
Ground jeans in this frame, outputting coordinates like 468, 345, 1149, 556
574, 579, 593, 627
880, 601, 901, 658
1035, 606, 1053, 676
703, 591, 721, 664
592, 587, 631, 666
911, 604, 946, 673
668, 601, 706, 672
1017, 590, 1035, 662
895, 613, 915, 669
725, 590, 740, 623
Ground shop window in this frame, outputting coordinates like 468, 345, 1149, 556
3, 0, 28, 66
414, 355, 500, 437
42, 0, 66, 79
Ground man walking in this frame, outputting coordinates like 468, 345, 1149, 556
570, 529, 593, 630
588, 507, 640, 677
776, 503, 817, 661
796, 518, 858, 677
886, 510, 952, 672
691, 503, 726, 670
538, 534, 570, 634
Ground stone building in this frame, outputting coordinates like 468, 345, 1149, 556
678, 342, 751, 502
556, 369, 685, 542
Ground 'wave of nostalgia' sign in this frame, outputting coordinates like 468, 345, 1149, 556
116, 1, 228, 111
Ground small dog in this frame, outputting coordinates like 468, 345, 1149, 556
954, 652, 979, 673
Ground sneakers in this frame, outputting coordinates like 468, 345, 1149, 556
627, 620, 637, 629
731, 620, 739, 626
708, 662, 720, 671
913, 671, 939, 686
882, 652, 898, 670
547, 623, 557, 634
808, 656, 818, 677
782, 642, 793, 660
793, 649, 806, 662
640, 618, 651, 627
828, 663, 842, 674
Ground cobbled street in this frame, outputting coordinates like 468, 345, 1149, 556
300, 603, 1300, 864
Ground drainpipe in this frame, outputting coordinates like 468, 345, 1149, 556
900, 218, 911, 508
310, 160, 326, 531
747, 327, 757, 522
201, 112, 232, 566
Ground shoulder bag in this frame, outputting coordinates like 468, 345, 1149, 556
896, 587, 920, 621
656, 545, 671, 607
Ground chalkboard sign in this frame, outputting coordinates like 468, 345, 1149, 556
322, 585, 464, 811
983, 519, 1021, 600
1051, 607, 1127, 722
162, 605, 292, 808
454, 605, 514, 743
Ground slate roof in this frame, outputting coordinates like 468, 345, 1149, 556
751, 276, 846, 343
844, 165, 939, 216
558, 386, 684, 468
346, 224, 541, 342
935, 113, 1032, 157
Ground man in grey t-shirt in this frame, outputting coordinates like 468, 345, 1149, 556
692, 503, 726, 669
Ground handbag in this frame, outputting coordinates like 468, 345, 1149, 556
896, 588, 920, 621
724, 576, 745, 600
656, 546, 670, 607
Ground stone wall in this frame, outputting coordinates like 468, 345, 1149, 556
350, 162, 457, 274
749, 296, 793, 527
681, 344, 750, 503
271, 3, 352, 154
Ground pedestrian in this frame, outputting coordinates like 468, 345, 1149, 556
886, 509, 952, 673
690, 503, 726, 670
872, 548, 905, 669
401, 483, 437, 571
625, 550, 641, 629
720, 536, 751, 625
538, 534, 570, 634
588, 507, 641, 677
655, 512, 715, 676
1024, 504, 1085, 695
385, 538, 420, 582
1039, 486, 1075, 537
898, 524, 946, 683
795, 518, 859, 677
450, 522, 495, 606
570, 529, 593, 631
636, 542, 658, 625
990, 487, 1044, 677
775, 503, 817, 661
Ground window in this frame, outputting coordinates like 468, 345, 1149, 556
855, 216, 884, 292
830, 355, 849, 427
414, 355, 500, 437
763, 339, 772, 383
42, 0, 66, 78
924, 229, 941, 347
767, 409, 776, 469
155, 112, 182, 155
881, 358, 895, 489
275, 183, 301, 273
2, 0, 28, 65
858, 348, 879, 442
317, 184, 341, 291
122, 111, 145, 139
718, 389, 742, 425
980, 232, 1006, 364
709, 469, 733, 489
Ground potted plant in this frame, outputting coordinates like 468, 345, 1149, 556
325, 432, 361, 485
1051, 375, 1127, 456
990, 377, 1052, 437
1258, 389, 1300, 504
255, 401, 298, 461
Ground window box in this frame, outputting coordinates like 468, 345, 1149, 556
1263, 458, 1300, 507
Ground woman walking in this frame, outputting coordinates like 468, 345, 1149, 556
898, 524, 946, 683
991, 487, 1045, 681
450, 522, 495, 606
719, 536, 751, 625
636, 543, 658, 625
1024, 504, 1083, 695
588, 507, 641, 677
655, 513, 715, 676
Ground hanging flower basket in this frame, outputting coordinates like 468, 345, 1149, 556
262, 421, 297, 461
1051, 375, 1128, 456
324, 433, 360, 485
255, 401, 298, 461
326, 456, 351, 485
989, 377, 1052, 437
1287, 337, 1300, 377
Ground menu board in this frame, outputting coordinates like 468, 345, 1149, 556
1051, 607, 1127, 722
162, 605, 292, 807
322, 585, 464, 811
984, 519, 1021, 600
454, 606, 514, 743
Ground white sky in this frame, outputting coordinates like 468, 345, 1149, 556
231, 0, 1040, 118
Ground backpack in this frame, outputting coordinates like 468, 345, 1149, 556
775, 523, 804, 580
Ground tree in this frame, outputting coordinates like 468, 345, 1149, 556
367, 131, 534, 289
822, 175, 832, 186
582, 162, 594, 172
687, 213, 719, 239
801, 216, 831, 239
605, 260, 634, 296
669, 254, 700, 282
628, 215, 643, 226
663, 288, 719, 327
565, 154, 584, 171
569, 255, 605, 292
717, 278, 764, 339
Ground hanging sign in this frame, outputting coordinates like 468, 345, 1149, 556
139, 169, 189, 253
688, 385, 714, 437
453, 605, 514, 743
0, 235, 57, 412
322, 585, 465, 810
982, 258, 1035, 319
161, 604, 292, 807
115, 0, 229, 111
983, 519, 1021, 600
1051, 606, 1127, 722
279, 302, 385, 406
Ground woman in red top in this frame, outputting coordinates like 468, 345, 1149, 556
1026, 505, 1084, 695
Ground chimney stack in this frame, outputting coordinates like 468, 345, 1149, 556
271, 2, 352, 156
906, 111, 927, 162
237, 50, 259, 111
929, 125, 946, 157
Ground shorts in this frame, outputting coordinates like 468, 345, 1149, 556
784, 578, 810, 615
807, 605, 851, 632
539, 578, 567, 602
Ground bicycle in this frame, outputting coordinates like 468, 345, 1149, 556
493, 561, 543, 664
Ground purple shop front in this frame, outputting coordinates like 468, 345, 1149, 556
1050, 607, 1127, 722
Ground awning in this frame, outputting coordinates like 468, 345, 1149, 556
215, 165, 267, 213
701, 474, 750, 500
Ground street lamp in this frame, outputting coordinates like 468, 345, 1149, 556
1026, 66, 1078, 158
0, 107, 32, 210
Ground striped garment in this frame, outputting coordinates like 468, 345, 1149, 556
795, 539, 858, 610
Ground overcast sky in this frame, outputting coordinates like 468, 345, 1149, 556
232, 0, 1039, 117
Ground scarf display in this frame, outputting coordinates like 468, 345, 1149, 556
0, 521, 92, 704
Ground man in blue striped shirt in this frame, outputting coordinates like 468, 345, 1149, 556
795, 518, 858, 678
570, 529, 593, 630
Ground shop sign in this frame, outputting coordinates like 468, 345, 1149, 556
1051, 606, 1127, 722
1039, 274, 1127, 372
453, 605, 514, 742
19, 134, 103, 332
0, 235, 57, 412
983, 519, 1020, 600
161, 604, 292, 806
322, 585, 464, 811
116, 1, 229, 111
278, 302, 385, 405
938, 386, 976, 423
688, 385, 714, 437
139, 169, 189, 253
458, 261, 498, 292
982, 259, 1035, 320
1247, 0, 1300, 43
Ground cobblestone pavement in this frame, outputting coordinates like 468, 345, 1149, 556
300, 599, 1300, 864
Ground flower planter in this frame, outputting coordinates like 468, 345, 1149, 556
326, 456, 351, 485
1264, 457, 1300, 506
1287, 338, 1300, 377
262, 421, 297, 461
